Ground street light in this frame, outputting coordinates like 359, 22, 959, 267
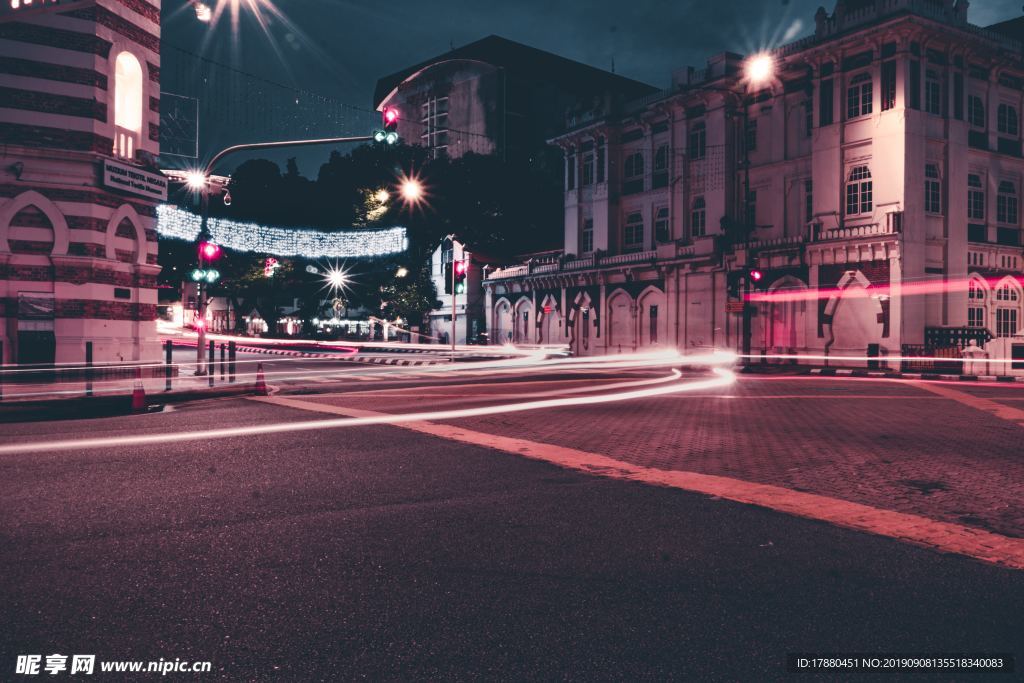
185, 170, 207, 191
399, 174, 424, 207
745, 53, 775, 88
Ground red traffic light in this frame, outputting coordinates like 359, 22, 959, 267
199, 241, 221, 261
383, 107, 399, 130
454, 260, 467, 275
749, 269, 763, 282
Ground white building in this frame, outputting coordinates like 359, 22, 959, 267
0, 0, 163, 365
484, 0, 1024, 370
428, 238, 490, 344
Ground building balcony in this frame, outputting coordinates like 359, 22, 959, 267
810, 213, 901, 242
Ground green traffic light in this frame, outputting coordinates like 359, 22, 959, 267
191, 269, 205, 282
385, 131, 399, 145
373, 129, 387, 143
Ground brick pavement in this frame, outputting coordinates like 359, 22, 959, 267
290, 375, 1024, 540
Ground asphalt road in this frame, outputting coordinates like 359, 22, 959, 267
1, 371, 1022, 680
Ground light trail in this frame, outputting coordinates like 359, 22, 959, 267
0, 358, 735, 456
747, 273, 1024, 304
738, 351, 1023, 366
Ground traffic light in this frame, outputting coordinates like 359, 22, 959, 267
749, 268, 764, 286
198, 241, 221, 262
191, 268, 220, 284
373, 107, 400, 145
453, 259, 468, 295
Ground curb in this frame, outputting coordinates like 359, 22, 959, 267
0, 385, 258, 422
808, 368, 1024, 383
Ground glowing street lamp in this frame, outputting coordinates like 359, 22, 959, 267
374, 189, 390, 205
745, 52, 775, 88
399, 175, 424, 206
322, 263, 350, 294
185, 170, 207, 191
193, 2, 212, 22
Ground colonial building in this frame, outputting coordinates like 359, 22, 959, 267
484, 0, 1024, 371
0, 0, 163, 365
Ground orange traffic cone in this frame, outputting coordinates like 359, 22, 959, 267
131, 366, 147, 413
254, 362, 268, 396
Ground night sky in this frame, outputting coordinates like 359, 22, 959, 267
160, 0, 1023, 173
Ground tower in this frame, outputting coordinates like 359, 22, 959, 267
0, 0, 164, 365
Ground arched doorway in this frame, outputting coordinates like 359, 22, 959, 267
513, 298, 533, 344
7, 204, 57, 364
764, 276, 807, 357
606, 290, 635, 353
493, 299, 513, 345
539, 295, 562, 344
824, 271, 884, 364
637, 287, 667, 348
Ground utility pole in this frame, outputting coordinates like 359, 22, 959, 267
451, 253, 457, 358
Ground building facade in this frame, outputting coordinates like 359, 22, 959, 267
374, 35, 657, 163
0, 0, 163, 365
428, 238, 491, 345
485, 0, 1024, 370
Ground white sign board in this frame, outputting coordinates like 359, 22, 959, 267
102, 159, 168, 201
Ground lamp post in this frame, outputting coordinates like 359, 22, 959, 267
694, 52, 775, 362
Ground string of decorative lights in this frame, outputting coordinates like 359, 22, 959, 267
156, 204, 407, 258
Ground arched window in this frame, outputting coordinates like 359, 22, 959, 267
998, 103, 1019, 137
846, 166, 873, 216
994, 279, 1021, 338
113, 51, 143, 159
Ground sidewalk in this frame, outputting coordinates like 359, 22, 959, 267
740, 363, 1024, 383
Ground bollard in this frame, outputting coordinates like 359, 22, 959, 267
165, 339, 173, 392
220, 343, 226, 379
229, 341, 236, 383
208, 340, 215, 388
254, 362, 268, 396
131, 366, 146, 413
85, 341, 93, 398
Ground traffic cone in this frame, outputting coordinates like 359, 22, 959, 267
254, 362, 268, 396
131, 366, 147, 413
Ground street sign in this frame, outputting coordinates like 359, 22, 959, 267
102, 159, 168, 200
726, 301, 745, 313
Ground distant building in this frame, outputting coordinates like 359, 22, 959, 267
0, 0, 163, 365
427, 238, 487, 345
486, 0, 1024, 372
373, 35, 657, 162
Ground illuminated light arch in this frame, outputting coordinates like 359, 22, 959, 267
155, 204, 407, 258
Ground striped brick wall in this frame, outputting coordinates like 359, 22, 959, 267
0, 0, 163, 364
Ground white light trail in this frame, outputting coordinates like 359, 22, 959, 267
0, 358, 735, 455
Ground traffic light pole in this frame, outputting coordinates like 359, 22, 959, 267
193, 134, 376, 375
195, 188, 210, 376
451, 258, 457, 359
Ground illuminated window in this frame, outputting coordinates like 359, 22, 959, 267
113, 51, 143, 159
